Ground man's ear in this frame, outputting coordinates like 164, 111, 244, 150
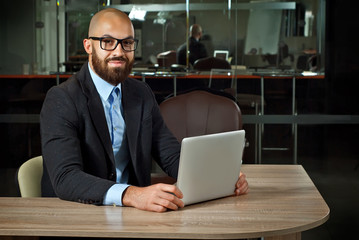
83, 39, 92, 54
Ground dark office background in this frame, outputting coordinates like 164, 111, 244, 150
325, 0, 359, 115
299, 1, 359, 239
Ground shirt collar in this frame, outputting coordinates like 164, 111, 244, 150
88, 62, 121, 101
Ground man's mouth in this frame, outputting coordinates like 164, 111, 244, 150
106, 57, 127, 67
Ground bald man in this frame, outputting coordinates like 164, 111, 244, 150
177, 24, 208, 66
40, 8, 248, 212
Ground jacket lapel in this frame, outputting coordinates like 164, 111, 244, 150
77, 63, 115, 165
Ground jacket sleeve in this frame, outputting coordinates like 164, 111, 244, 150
40, 85, 114, 204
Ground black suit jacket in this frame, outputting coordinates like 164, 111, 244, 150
40, 63, 180, 204
177, 37, 208, 66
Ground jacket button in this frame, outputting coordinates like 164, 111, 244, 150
109, 173, 115, 180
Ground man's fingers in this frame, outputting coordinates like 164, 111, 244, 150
234, 172, 249, 195
237, 172, 246, 186
235, 181, 249, 195
156, 196, 181, 211
156, 184, 184, 209
122, 184, 183, 212
146, 204, 167, 213
157, 184, 183, 199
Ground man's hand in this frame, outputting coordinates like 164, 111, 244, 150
234, 172, 249, 196
122, 184, 184, 212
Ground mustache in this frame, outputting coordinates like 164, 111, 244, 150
105, 57, 128, 63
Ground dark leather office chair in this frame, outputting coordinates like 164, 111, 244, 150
159, 89, 242, 143
157, 50, 177, 68
152, 90, 243, 184
193, 57, 231, 71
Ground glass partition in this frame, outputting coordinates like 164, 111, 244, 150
0, 0, 323, 75
0, 0, 330, 171
105, 0, 322, 72
53, 0, 323, 73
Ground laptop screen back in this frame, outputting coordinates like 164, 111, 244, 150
214, 50, 229, 61
176, 130, 245, 206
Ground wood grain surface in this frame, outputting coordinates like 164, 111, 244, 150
0, 164, 329, 239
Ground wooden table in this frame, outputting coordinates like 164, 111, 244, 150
0, 165, 329, 240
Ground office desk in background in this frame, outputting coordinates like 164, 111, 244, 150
0, 165, 329, 240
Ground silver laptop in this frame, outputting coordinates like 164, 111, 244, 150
176, 130, 245, 206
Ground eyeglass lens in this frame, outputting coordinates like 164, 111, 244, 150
101, 38, 137, 51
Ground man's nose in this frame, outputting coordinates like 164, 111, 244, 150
111, 42, 125, 56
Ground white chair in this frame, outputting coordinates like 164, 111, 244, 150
17, 156, 43, 197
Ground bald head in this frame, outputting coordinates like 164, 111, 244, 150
88, 8, 133, 38
190, 24, 203, 39
84, 8, 135, 86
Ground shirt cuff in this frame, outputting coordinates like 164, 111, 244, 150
103, 183, 130, 206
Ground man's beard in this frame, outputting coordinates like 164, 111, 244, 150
91, 48, 134, 86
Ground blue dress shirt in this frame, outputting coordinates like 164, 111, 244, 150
88, 63, 130, 206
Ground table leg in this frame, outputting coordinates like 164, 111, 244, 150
292, 76, 297, 164
258, 76, 264, 164
173, 76, 177, 97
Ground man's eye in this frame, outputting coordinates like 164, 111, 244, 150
123, 40, 134, 45
103, 39, 115, 44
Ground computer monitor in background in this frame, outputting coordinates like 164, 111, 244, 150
214, 50, 229, 61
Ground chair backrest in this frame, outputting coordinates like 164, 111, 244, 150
17, 156, 43, 197
157, 50, 177, 67
193, 56, 231, 71
209, 68, 236, 94
160, 90, 242, 142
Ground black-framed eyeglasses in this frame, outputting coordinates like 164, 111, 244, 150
89, 36, 139, 52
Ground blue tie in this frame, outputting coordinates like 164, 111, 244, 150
108, 87, 129, 184
109, 87, 120, 144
